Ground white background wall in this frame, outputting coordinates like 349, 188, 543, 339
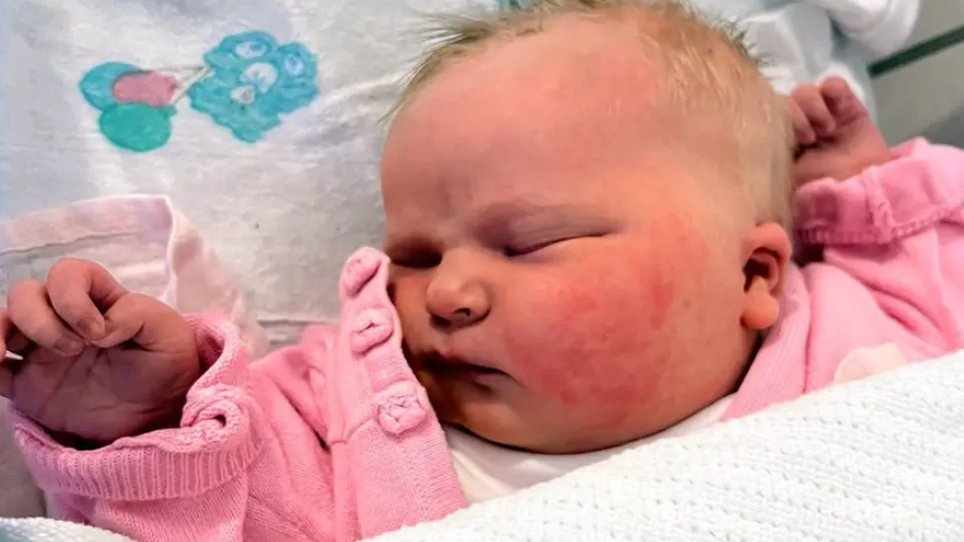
875, 1, 964, 145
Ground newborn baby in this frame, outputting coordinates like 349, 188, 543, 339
3, 1, 963, 540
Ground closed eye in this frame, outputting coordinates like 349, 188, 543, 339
391, 252, 441, 269
505, 237, 577, 258
505, 232, 611, 258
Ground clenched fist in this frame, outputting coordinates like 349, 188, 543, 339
789, 77, 894, 186
0, 259, 200, 446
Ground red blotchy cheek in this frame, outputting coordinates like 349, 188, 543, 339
645, 262, 674, 330
503, 263, 675, 411
497, 284, 588, 400
505, 291, 599, 406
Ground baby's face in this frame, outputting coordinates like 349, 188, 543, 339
382, 19, 759, 453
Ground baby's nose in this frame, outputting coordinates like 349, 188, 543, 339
425, 269, 490, 330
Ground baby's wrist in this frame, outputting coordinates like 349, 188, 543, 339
866, 148, 899, 170
44, 399, 188, 450
827, 147, 895, 183
47, 429, 109, 451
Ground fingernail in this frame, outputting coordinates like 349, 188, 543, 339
77, 317, 103, 339
54, 336, 84, 356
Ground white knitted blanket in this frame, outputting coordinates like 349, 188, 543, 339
3, 351, 964, 541
0, 518, 133, 542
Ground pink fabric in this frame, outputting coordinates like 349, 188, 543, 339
725, 138, 964, 419
831, 343, 910, 385
8, 248, 465, 541
6, 138, 964, 541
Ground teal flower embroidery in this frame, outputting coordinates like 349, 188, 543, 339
187, 31, 319, 143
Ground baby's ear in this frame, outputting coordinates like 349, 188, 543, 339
741, 223, 791, 331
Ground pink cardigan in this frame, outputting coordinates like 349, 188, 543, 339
725, 138, 964, 419
8, 139, 964, 541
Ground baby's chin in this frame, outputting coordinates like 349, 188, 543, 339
421, 386, 554, 451
438, 402, 654, 454
469, 424, 641, 455
413, 366, 690, 454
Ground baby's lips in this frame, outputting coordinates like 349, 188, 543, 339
417, 349, 506, 376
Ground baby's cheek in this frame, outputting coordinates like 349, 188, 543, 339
504, 262, 675, 412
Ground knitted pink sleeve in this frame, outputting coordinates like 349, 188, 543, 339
9, 316, 341, 541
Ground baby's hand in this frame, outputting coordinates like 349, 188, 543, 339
0, 260, 200, 446
789, 77, 893, 186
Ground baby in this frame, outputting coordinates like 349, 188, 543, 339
3, 0, 963, 540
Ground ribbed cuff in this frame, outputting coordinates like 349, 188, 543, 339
795, 139, 964, 246
9, 316, 265, 501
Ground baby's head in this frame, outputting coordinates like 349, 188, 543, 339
381, 0, 793, 453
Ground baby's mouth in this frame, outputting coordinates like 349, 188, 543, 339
417, 351, 506, 379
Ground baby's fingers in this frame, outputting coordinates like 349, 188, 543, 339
820, 77, 867, 126
6, 280, 85, 357
46, 259, 127, 341
788, 99, 815, 148
791, 84, 835, 138
94, 293, 190, 356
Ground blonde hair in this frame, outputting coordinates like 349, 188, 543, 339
393, 0, 794, 228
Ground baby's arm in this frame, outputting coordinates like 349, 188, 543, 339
792, 80, 964, 359
9, 318, 335, 541
10, 312, 462, 541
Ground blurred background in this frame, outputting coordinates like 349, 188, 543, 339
875, 2, 964, 146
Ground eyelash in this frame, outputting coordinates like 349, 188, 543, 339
504, 238, 571, 258
391, 252, 441, 269
392, 235, 594, 266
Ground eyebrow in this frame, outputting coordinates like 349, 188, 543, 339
472, 201, 612, 231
